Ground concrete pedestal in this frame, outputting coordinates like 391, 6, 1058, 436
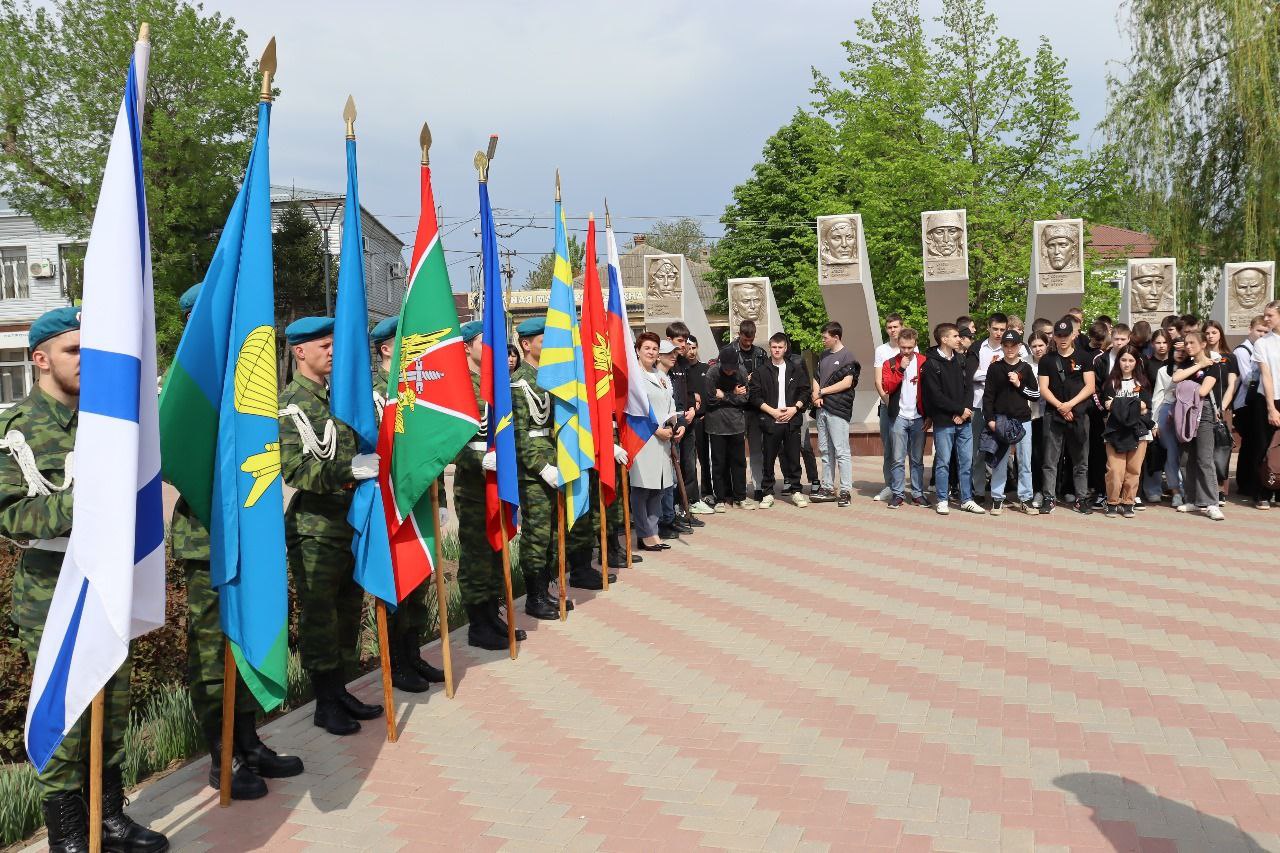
816, 213, 882, 425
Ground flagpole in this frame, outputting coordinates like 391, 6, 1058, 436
597, 486, 609, 591
375, 602, 397, 742
621, 465, 633, 570
88, 689, 104, 853
556, 493, 568, 621
431, 482, 455, 697
498, 513, 518, 659
218, 639, 236, 807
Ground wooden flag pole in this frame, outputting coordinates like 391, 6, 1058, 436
88, 690, 105, 852
430, 483, 455, 698
621, 465, 633, 569
498, 513, 518, 659
556, 493, 568, 621
597, 487, 609, 591
218, 638, 236, 807
375, 602, 397, 742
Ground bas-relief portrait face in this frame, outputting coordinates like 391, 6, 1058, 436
730, 280, 764, 323
817, 215, 862, 284
644, 256, 683, 321
1129, 261, 1175, 314
1034, 220, 1085, 294
924, 211, 965, 258
1226, 263, 1274, 329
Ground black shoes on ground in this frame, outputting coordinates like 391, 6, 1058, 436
524, 572, 562, 620
389, 633, 432, 693
311, 669, 381, 736
568, 549, 617, 591
101, 766, 170, 852
43, 792, 90, 853
836, 492, 850, 507
466, 601, 510, 650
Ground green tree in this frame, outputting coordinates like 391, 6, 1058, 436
524, 234, 584, 289
1106, 0, 1280, 313
0, 0, 262, 357
272, 201, 333, 381
641, 218, 709, 259
712, 0, 1126, 349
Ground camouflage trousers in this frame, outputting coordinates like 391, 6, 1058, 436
288, 533, 360, 676
456, 496, 504, 606
15, 551, 131, 795
567, 467, 627, 554
388, 583, 430, 645
516, 477, 556, 587
184, 559, 258, 742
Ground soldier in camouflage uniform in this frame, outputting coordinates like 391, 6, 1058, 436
370, 317, 443, 693
0, 307, 167, 853
171, 284, 302, 801
455, 321, 527, 648
279, 317, 383, 736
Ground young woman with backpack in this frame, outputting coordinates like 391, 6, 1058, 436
1172, 330, 1224, 520
1100, 346, 1153, 517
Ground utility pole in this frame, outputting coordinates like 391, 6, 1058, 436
303, 200, 341, 316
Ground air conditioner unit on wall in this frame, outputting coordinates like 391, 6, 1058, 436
391, 260, 407, 279
29, 258, 54, 278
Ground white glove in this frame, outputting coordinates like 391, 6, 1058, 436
438, 507, 449, 527
481, 450, 497, 471
613, 444, 628, 465
350, 452, 380, 481
540, 465, 560, 488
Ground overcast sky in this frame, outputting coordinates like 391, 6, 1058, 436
202, 0, 1131, 291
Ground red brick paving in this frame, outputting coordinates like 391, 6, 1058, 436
24, 459, 1280, 851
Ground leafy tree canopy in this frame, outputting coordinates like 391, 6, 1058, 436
524, 234, 584, 290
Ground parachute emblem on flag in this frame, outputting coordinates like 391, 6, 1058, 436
592, 332, 612, 399
240, 442, 281, 507
233, 326, 279, 418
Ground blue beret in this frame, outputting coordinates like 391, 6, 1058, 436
516, 317, 545, 338
29, 306, 82, 349
179, 283, 202, 315
459, 320, 484, 342
370, 316, 398, 344
285, 316, 335, 346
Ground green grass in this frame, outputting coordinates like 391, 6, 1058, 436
0, 763, 41, 847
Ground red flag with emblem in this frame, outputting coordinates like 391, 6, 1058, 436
577, 215, 617, 503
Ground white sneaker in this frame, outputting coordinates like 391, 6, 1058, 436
689, 500, 714, 515
960, 499, 987, 514
873, 487, 891, 502
759, 494, 775, 509
1030, 493, 1043, 509
739, 498, 759, 510
1176, 503, 1191, 513
793, 492, 810, 508
713, 502, 727, 514
1204, 505, 1225, 521
935, 502, 950, 515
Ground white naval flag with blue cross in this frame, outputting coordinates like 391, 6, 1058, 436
25, 34, 166, 771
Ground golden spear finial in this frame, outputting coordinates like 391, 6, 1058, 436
259, 37, 277, 103
555, 169, 561, 202
343, 95, 356, 139
604, 199, 611, 230
419, 122, 432, 166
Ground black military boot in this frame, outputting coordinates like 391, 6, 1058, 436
387, 634, 431, 693
205, 735, 268, 800
101, 766, 170, 852
466, 602, 509, 650
43, 792, 89, 853
523, 572, 561, 620
606, 536, 629, 570
335, 679, 384, 721
488, 599, 527, 642
568, 549, 616, 591
311, 671, 360, 736
234, 712, 303, 778
404, 638, 446, 684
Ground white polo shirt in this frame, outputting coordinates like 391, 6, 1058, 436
1254, 331, 1280, 401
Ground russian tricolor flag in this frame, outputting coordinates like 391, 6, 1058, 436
25, 32, 165, 771
605, 221, 658, 459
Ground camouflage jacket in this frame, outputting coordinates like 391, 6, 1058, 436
373, 363, 391, 416
510, 361, 554, 480
279, 374, 358, 540
452, 371, 488, 506
0, 388, 76, 628
169, 497, 209, 561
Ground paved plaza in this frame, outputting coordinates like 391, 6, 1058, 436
29, 459, 1280, 852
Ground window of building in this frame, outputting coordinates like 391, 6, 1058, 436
1, 247, 30, 300
0, 348, 34, 404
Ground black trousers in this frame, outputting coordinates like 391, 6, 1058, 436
799, 414, 819, 485
1248, 393, 1279, 501
1235, 391, 1262, 496
1043, 413, 1090, 498
696, 419, 714, 498
677, 429, 700, 504
760, 419, 802, 495
710, 432, 747, 503
1087, 407, 1107, 495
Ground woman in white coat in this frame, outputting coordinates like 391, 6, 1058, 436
631, 332, 681, 550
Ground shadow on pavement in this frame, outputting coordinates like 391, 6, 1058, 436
1055, 773, 1269, 852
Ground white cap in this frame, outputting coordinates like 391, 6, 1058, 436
659, 339, 678, 354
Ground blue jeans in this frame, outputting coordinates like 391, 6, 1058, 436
879, 404, 893, 489
933, 420, 973, 504
661, 485, 676, 524
989, 420, 1033, 502
1155, 402, 1183, 496
816, 408, 852, 493
890, 416, 925, 499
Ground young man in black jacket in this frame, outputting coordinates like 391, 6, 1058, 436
981, 330, 1040, 514
664, 322, 705, 528
684, 335, 714, 513
921, 323, 985, 515
1038, 318, 1097, 514
749, 332, 812, 507
734, 321, 769, 502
